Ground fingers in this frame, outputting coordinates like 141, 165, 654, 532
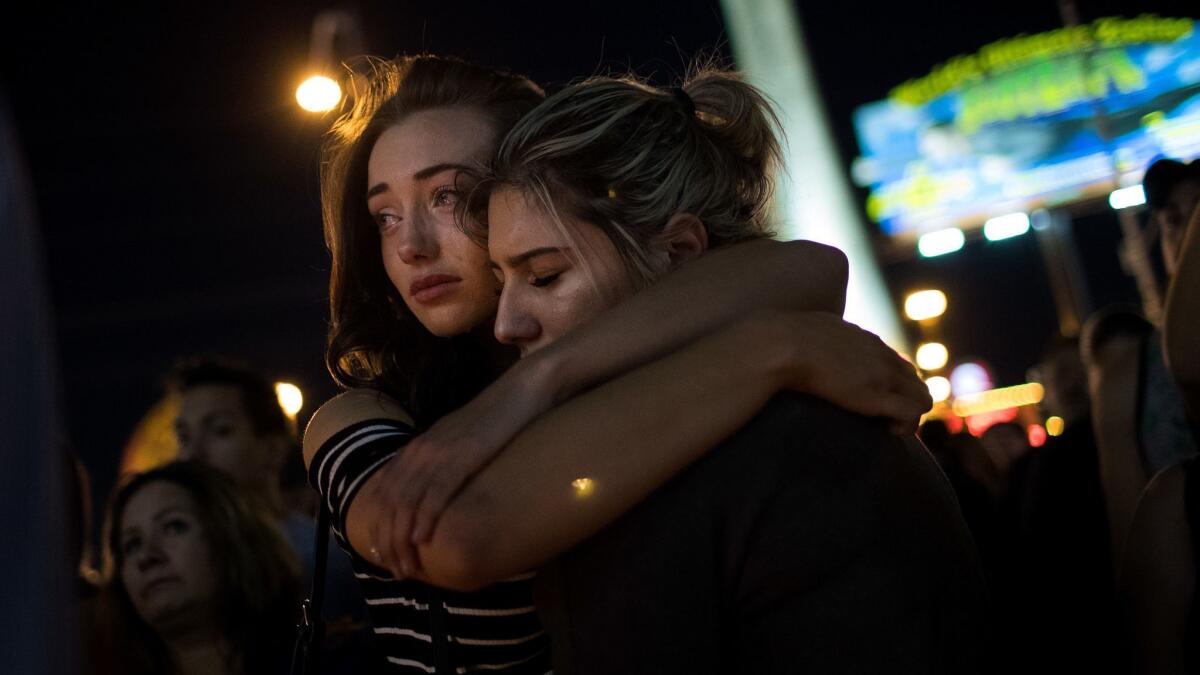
389, 502, 419, 579
387, 446, 433, 578
410, 449, 478, 544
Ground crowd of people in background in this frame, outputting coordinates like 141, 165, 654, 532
39, 51, 1200, 675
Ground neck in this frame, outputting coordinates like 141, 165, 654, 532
165, 626, 236, 675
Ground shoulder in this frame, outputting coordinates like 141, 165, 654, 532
302, 389, 415, 465
723, 392, 898, 472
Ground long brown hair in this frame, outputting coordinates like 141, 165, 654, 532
321, 55, 543, 425
101, 461, 301, 674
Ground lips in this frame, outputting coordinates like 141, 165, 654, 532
141, 575, 182, 598
409, 274, 462, 303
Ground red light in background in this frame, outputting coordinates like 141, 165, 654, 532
964, 407, 1017, 436
1028, 423, 1047, 448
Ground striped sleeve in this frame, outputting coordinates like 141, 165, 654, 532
307, 417, 415, 539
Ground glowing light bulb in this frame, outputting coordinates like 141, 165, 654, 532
296, 75, 342, 112
275, 382, 304, 417
1046, 415, 1065, 436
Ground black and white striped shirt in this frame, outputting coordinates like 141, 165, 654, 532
309, 418, 551, 674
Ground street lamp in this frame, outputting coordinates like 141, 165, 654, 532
296, 75, 341, 112
296, 10, 362, 113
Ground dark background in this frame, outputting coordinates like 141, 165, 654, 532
2, 0, 1194, 509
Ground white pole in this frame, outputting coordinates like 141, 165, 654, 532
721, 0, 907, 350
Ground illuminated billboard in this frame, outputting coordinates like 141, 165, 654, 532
852, 15, 1200, 239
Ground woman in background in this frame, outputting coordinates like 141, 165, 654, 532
100, 461, 299, 675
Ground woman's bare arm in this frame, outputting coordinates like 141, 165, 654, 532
526, 238, 848, 407
304, 310, 925, 590
390, 239, 854, 545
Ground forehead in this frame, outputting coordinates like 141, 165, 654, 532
123, 481, 197, 524
486, 189, 566, 257
367, 107, 496, 182
177, 384, 247, 420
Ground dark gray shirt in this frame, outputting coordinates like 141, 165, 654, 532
535, 394, 988, 675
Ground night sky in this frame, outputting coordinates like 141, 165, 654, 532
2, 0, 1195, 503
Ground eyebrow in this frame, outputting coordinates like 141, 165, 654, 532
500, 246, 571, 267
120, 507, 188, 538
366, 162, 475, 199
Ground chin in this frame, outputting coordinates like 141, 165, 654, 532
416, 305, 495, 339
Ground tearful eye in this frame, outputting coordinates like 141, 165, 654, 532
373, 212, 401, 232
433, 186, 460, 208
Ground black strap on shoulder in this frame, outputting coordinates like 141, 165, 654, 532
290, 505, 330, 675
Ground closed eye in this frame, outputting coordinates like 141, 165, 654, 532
163, 518, 190, 536
531, 272, 561, 288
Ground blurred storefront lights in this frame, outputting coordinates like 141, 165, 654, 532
1109, 185, 1146, 210
982, 212, 1030, 241
904, 289, 947, 321
917, 227, 965, 257
915, 342, 950, 371
925, 376, 952, 403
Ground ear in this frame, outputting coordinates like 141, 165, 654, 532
660, 213, 708, 268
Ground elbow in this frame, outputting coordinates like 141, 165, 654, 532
418, 514, 507, 593
801, 240, 848, 315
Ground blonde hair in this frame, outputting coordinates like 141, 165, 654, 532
482, 67, 782, 288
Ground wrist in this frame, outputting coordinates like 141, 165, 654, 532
738, 309, 814, 394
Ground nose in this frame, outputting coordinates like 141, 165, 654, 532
394, 208, 439, 265
493, 288, 541, 349
176, 435, 205, 462
134, 536, 168, 572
